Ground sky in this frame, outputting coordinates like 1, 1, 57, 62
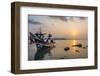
28, 15, 88, 40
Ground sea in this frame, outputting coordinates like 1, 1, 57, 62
28, 40, 88, 60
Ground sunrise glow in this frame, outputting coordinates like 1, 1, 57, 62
72, 31, 77, 37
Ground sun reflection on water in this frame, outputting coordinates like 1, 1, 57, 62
73, 40, 76, 45
73, 40, 76, 50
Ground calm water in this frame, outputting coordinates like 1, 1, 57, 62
28, 40, 88, 60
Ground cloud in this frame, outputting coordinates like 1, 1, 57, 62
48, 16, 87, 22
48, 16, 68, 21
66, 16, 87, 21
28, 19, 42, 25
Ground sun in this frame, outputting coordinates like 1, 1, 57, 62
72, 31, 77, 36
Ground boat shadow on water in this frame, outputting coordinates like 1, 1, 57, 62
29, 31, 55, 60
34, 46, 54, 60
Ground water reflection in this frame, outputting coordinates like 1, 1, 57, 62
73, 40, 76, 45
28, 40, 88, 60
34, 46, 54, 60
73, 40, 76, 50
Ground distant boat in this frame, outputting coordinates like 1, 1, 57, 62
72, 43, 82, 48
64, 47, 70, 51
